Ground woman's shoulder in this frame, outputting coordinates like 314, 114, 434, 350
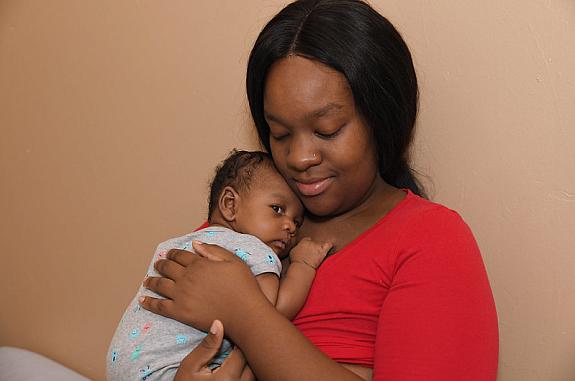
373, 189, 475, 244
359, 190, 484, 272
396, 189, 466, 222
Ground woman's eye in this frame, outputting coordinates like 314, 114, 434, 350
271, 205, 284, 214
270, 133, 289, 141
269, 127, 290, 141
315, 127, 342, 139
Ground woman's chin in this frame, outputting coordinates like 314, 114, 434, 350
302, 198, 341, 218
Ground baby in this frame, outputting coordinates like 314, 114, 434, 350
107, 150, 331, 381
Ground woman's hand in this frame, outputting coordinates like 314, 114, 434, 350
140, 241, 269, 333
174, 320, 246, 381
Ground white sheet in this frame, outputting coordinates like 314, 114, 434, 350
0, 346, 91, 381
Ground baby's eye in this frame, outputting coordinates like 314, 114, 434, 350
271, 205, 285, 214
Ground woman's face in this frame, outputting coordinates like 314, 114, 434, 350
263, 56, 380, 217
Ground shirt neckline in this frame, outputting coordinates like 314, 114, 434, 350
323, 188, 415, 262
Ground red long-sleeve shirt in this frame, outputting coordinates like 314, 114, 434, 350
293, 190, 499, 380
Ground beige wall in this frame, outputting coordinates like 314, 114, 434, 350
1, 1, 573, 380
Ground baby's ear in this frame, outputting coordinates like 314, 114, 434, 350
219, 186, 239, 222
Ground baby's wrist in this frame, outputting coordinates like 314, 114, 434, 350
290, 259, 318, 271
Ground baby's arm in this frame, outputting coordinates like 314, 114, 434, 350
254, 273, 279, 305
276, 238, 332, 320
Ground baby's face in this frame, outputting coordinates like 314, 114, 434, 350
234, 167, 304, 257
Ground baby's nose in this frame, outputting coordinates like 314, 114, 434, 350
283, 218, 297, 234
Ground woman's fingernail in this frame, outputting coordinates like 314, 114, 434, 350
193, 240, 203, 245
138, 297, 145, 304
209, 320, 218, 335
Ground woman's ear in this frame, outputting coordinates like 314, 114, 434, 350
218, 186, 240, 222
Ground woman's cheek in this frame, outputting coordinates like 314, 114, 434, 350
270, 144, 289, 174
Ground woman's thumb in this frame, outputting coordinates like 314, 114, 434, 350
175, 320, 225, 379
191, 240, 224, 261
200, 320, 225, 352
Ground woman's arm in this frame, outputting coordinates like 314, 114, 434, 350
174, 264, 279, 381
230, 295, 362, 381
372, 209, 499, 380
238, 273, 279, 381
141, 241, 363, 381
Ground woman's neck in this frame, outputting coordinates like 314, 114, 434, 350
306, 175, 398, 224
299, 178, 406, 253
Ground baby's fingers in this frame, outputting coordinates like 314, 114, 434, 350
218, 346, 247, 378
321, 242, 334, 253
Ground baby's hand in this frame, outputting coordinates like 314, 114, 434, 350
289, 237, 333, 270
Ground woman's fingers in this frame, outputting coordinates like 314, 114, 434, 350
192, 241, 237, 262
138, 295, 176, 319
174, 320, 225, 380
142, 242, 262, 334
166, 248, 198, 266
154, 257, 185, 281
143, 276, 175, 299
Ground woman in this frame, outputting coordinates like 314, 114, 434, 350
140, 0, 499, 380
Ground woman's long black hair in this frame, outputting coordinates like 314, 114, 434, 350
246, 0, 424, 197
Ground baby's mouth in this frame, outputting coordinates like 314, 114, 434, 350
271, 240, 287, 251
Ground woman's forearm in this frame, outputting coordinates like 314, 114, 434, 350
228, 299, 363, 381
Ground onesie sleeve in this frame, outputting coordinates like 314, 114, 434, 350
373, 208, 498, 381
229, 234, 282, 278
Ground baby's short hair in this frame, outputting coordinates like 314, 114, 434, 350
207, 149, 274, 219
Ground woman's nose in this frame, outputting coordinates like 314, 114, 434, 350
286, 136, 321, 172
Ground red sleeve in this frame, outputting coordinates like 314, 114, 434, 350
373, 209, 498, 380
194, 221, 210, 231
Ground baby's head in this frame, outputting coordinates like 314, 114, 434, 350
208, 150, 304, 257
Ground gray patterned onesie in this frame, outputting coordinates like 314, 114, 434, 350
107, 227, 281, 381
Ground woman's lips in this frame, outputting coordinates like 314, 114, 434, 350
294, 177, 333, 197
